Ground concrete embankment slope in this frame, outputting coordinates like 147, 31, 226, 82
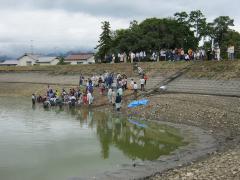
167, 60, 240, 97
167, 78, 240, 97
143, 60, 240, 97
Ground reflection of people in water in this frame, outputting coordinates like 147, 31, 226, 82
82, 109, 88, 121
32, 104, 36, 110
87, 111, 93, 124
77, 109, 94, 128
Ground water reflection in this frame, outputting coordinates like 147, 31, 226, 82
0, 97, 186, 180
32, 104, 36, 110
56, 107, 185, 161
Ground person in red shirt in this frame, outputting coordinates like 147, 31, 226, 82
82, 93, 88, 105
143, 74, 148, 86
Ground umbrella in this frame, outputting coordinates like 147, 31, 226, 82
128, 99, 149, 108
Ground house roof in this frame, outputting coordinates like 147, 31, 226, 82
0, 60, 19, 65
36, 57, 58, 63
17, 53, 40, 61
65, 53, 94, 61
17, 53, 59, 63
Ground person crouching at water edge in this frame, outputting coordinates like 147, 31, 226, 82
87, 91, 94, 105
115, 93, 122, 111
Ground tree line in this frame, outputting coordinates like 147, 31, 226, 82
95, 10, 240, 62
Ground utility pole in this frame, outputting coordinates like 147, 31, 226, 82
54, 47, 58, 56
30, 40, 34, 55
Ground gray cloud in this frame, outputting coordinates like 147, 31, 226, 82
0, 0, 239, 19
0, 0, 239, 57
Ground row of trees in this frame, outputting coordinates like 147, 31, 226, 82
95, 10, 240, 61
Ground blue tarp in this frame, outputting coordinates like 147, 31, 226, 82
128, 99, 149, 108
128, 119, 148, 128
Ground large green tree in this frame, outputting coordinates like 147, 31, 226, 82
174, 10, 208, 44
174, 11, 189, 24
188, 10, 208, 41
210, 16, 234, 46
97, 12, 238, 61
110, 17, 198, 53
95, 21, 112, 62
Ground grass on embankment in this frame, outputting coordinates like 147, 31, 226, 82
186, 60, 240, 79
0, 60, 239, 79
0, 62, 189, 77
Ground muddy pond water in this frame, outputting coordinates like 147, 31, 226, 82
0, 97, 186, 180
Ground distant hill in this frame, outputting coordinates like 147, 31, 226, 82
0, 55, 12, 61
46, 50, 95, 58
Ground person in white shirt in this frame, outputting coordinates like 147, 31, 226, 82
130, 79, 134, 90
107, 88, 113, 103
140, 51, 144, 60
87, 91, 93, 105
185, 54, 190, 61
91, 75, 96, 87
227, 45, 235, 60
120, 53, 124, 62
117, 87, 123, 97
112, 54, 115, 63
130, 52, 135, 63
32, 94, 36, 105
196, 50, 200, 60
136, 52, 140, 61
117, 73, 121, 80
215, 46, 221, 61
117, 53, 121, 62
123, 52, 127, 63
140, 77, 145, 91
137, 66, 143, 75
160, 49, 166, 61
111, 90, 116, 105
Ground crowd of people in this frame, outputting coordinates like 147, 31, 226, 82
32, 69, 148, 111
32, 85, 94, 108
106, 45, 236, 63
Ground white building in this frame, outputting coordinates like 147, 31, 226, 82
65, 53, 95, 65
18, 53, 39, 66
18, 53, 59, 66
0, 60, 19, 66
35, 57, 60, 66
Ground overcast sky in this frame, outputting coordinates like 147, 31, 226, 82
0, 0, 239, 57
